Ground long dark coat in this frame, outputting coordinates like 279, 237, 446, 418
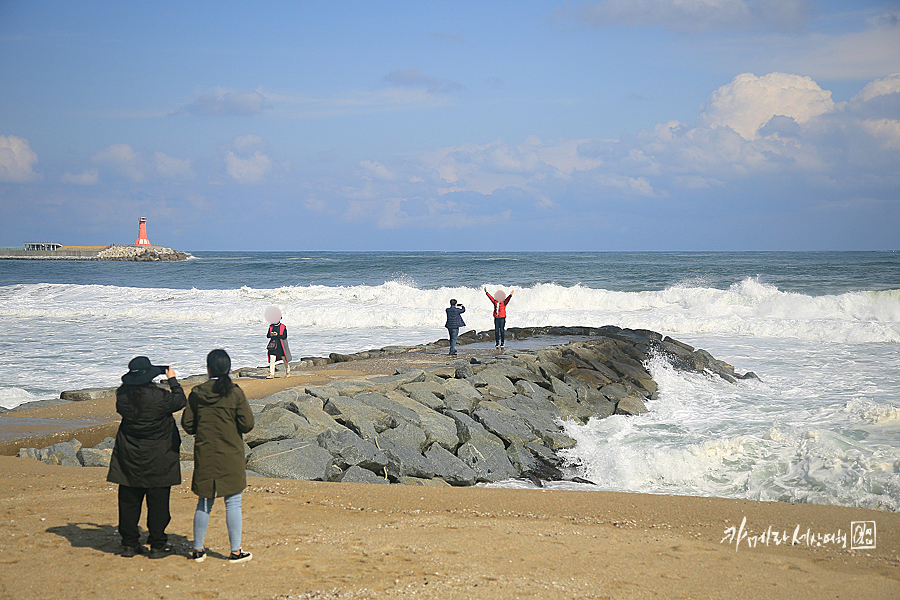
107, 378, 186, 488
181, 379, 254, 498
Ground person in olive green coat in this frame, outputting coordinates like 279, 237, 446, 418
181, 349, 255, 563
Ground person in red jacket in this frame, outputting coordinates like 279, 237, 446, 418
485, 287, 514, 349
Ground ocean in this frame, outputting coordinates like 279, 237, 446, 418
1, 251, 898, 510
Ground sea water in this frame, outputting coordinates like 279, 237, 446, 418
1, 252, 898, 510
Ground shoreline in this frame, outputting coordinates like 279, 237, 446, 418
2, 333, 898, 598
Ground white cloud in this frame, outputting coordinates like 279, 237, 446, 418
698, 72, 834, 140
177, 89, 270, 116
61, 169, 99, 185
92, 144, 145, 181
327, 71, 898, 230
360, 160, 397, 181
853, 73, 900, 102
153, 152, 194, 180
225, 151, 272, 184
780, 15, 900, 79
232, 134, 265, 150
0, 135, 40, 182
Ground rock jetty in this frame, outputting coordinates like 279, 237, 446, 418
16, 326, 757, 487
95, 245, 190, 261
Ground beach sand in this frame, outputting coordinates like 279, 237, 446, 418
1, 351, 898, 599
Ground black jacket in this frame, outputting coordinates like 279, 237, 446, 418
107, 378, 186, 488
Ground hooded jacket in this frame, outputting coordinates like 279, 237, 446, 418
107, 378, 186, 488
181, 379, 255, 498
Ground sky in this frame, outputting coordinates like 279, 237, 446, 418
1, 0, 898, 251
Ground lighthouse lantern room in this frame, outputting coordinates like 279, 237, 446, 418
135, 217, 152, 247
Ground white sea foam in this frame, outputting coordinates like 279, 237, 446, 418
553, 342, 900, 511
2, 278, 898, 341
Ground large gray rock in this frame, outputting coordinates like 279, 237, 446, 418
352, 392, 421, 428
615, 396, 649, 415
327, 379, 379, 397
317, 429, 388, 471
272, 395, 350, 439
473, 401, 538, 447
424, 444, 477, 486
246, 440, 336, 481
60, 387, 118, 401
452, 361, 475, 379
506, 441, 538, 474
550, 377, 577, 400
537, 361, 567, 382
488, 364, 549, 387
378, 432, 435, 481
456, 438, 518, 483
340, 465, 390, 484
324, 396, 395, 442
401, 379, 448, 396
442, 379, 481, 411
46, 441, 81, 467
469, 368, 516, 393
406, 388, 445, 411
380, 422, 428, 453
567, 368, 612, 389
244, 407, 307, 447
385, 392, 459, 450
77, 447, 111, 467
248, 388, 305, 410
93, 437, 116, 451
443, 392, 477, 414
445, 410, 504, 447
496, 394, 576, 449
478, 384, 516, 400
17, 447, 48, 462
369, 370, 426, 393
425, 365, 457, 379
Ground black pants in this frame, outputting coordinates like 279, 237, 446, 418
117, 485, 171, 549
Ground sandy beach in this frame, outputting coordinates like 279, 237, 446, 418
1, 351, 898, 599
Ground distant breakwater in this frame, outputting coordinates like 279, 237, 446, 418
14, 325, 757, 488
0, 245, 190, 261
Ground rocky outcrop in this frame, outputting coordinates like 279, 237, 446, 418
22, 327, 757, 488
95, 245, 190, 262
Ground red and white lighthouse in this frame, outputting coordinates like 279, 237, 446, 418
135, 217, 152, 247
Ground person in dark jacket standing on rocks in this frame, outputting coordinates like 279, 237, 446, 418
182, 349, 255, 563
444, 299, 466, 356
107, 356, 186, 559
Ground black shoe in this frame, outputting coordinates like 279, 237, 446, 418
191, 549, 207, 562
228, 550, 252, 563
121, 545, 144, 558
147, 545, 175, 559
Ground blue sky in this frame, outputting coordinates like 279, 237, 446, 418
1, 0, 898, 251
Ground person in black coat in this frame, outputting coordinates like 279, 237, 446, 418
107, 356, 186, 558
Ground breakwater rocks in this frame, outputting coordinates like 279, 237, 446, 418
96, 245, 190, 261
16, 326, 757, 487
